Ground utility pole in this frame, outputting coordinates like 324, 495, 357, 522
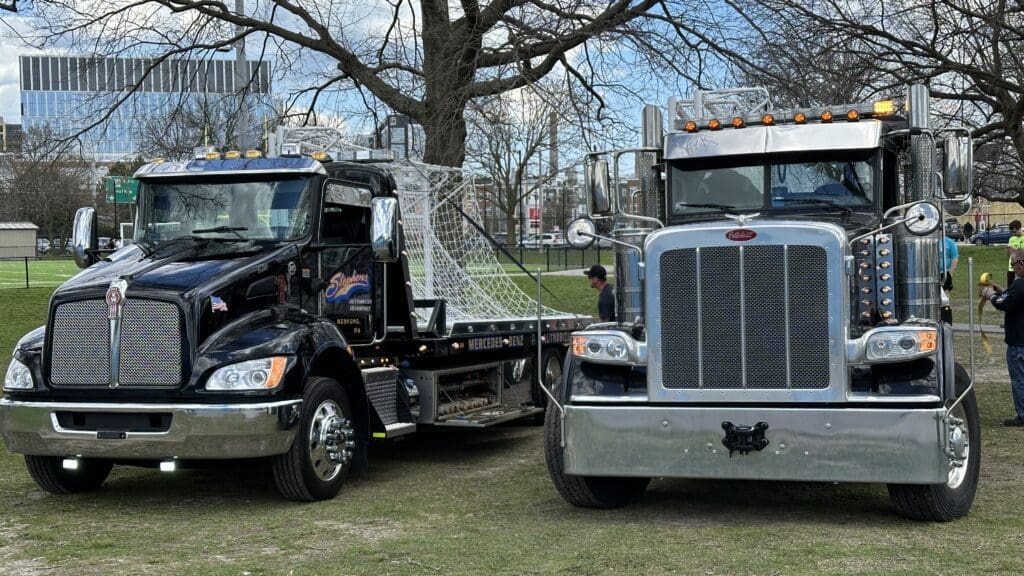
233, 0, 251, 150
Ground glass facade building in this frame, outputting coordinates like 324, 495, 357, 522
20, 55, 273, 161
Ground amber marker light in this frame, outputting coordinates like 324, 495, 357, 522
731, 116, 745, 128
684, 120, 698, 133
873, 100, 896, 115
793, 112, 807, 124
708, 118, 722, 130
820, 110, 834, 122
847, 109, 860, 121
761, 113, 775, 126
244, 150, 262, 158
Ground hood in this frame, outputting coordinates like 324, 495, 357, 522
56, 241, 299, 299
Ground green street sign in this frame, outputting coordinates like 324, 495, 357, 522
105, 176, 139, 204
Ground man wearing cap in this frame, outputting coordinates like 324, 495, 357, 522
982, 247, 1024, 426
585, 264, 616, 322
1008, 220, 1024, 288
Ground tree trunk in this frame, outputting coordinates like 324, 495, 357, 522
420, 105, 468, 167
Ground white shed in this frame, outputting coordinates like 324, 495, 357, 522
0, 222, 39, 258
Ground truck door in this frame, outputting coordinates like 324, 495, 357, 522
318, 180, 383, 343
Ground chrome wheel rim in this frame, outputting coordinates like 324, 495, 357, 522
308, 400, 352, 482
543, 354, 562, 391
947, 404, 969, 489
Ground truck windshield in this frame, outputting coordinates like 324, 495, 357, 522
670, 150, 876, 217
135, 178, 312, 245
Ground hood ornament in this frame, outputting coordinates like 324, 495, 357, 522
724, 212, 760, 227
106, 279, 128, 388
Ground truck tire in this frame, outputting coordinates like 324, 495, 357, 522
543, 396, 649, 508
532, 347, 564, 410
887, 365, 980, 521
24, 455, 112, 494
273, 377, 358, 501
973, 238, 984, 245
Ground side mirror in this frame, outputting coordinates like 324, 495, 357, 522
942, 135, 973, 216
904, 201, 942, 236
585, 159, 612, 215
371, 197, 400, 262
72, 207, 98, 269
566, 217, 597, 249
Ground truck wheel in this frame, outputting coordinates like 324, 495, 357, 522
543, 394, 649, 508
533, 347, 564, 409
272, 377, 357, 501
24, 455, 112, 494
887, 365, 980, 521
973, 238, 984, 245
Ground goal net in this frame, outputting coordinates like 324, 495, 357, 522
385, 160, 566, 323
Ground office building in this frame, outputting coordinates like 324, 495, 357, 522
19, 54, 273, 161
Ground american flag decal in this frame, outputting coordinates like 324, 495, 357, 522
211, 296, 228, 312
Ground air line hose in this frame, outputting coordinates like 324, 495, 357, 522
977, 272, 994, 354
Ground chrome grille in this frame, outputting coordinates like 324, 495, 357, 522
659, 245, 830, 390
51, 300, 109, 386
50, 298, 183, 388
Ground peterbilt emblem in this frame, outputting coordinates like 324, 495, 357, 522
726, 229, 757, 241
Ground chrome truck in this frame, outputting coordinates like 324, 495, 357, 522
544, 86, 980, 521
0, 146, 581, 500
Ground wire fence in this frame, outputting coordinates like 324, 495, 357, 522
0, 257, 79, 289
494, 246, 614, 273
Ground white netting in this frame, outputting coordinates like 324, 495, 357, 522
383, 160, 565, 322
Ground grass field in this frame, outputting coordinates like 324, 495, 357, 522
2, 248, 1024, 575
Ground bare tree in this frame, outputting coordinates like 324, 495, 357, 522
729, 0, 1024, 203
0, 127, 96, 246
4, 1, 740, 167
466, 87, 582, 246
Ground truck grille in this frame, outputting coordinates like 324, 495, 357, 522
50, 298, 184, 388
659, 245, 830, 389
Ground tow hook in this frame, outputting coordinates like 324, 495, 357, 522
323, 417, 355, 465
946, 416, 967, 466
721, 421, 770, 457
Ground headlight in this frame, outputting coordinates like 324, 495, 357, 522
206, 357, 287, 391
4, 358, 34, 390
571, 331, 644, 365
859, 327, 938, 363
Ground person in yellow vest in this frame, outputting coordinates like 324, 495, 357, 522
1009, 220, 1024, 288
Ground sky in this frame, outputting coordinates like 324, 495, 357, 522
0, 15, 31, 123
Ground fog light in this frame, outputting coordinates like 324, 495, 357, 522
62, 458, 79, 471
159, 460, 176, 473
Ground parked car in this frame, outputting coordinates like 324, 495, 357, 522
490, 233, 507, 247
541, 232, 564, 247
970, 225, 1012, 245
36, 238, 50, 254
944, 219, 964, 242
519, 234, 541, 248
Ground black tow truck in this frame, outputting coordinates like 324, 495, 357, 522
0, 149, 583, 500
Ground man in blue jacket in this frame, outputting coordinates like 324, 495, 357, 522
983, 248, 1024, 426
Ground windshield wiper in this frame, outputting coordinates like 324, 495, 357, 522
782, 198, 853, 215
191, 226, 248, 240
674, 202, 741, 212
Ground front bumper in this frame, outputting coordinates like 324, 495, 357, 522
563, 404, 948, 484
0, 397, 301, 460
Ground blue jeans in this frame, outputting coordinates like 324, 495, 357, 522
1007, 346, 1024, 419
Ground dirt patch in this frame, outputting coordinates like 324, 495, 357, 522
310, 519, 403, 544
0, 519, 48, 576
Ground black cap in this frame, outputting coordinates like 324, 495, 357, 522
585, 264, 607, 280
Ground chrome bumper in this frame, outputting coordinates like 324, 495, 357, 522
563, 405, 948, 484
0, 397, 301, 460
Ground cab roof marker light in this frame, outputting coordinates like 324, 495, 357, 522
707, 118, 722, 130
793, 112, 807, 124
731, 116, 745, 128
244, 150, 262, 159
193, 146, 216, 160
684, 120, 698, 133
224, 150, 241, 159
761, 113, 775, 126
821, 110, 834, 122
847, 109, 860, 121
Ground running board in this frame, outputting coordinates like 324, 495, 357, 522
434, 406, 543, 428
372, 422, 417, 439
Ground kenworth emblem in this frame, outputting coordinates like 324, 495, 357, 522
106, 279, 128, 388
726, 229, 757, 242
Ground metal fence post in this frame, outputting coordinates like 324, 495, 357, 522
24, 256, 29, 289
